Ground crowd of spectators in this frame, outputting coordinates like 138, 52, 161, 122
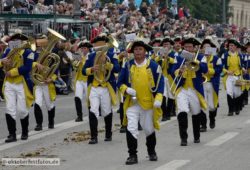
2, 0, 74, 15
2, 0, 250, 44
1, 0, 250, 98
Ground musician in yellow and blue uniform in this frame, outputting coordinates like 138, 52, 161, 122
221, 39, 244, 116
242, 42, 250, 105
74, 41, 93, 122
83, 35, 120, 144
117, 41, 164, 164
172, 37, 208, 146
150, 38, 169, 121
0, 33, 34, 143
32, 49, 57, 131
199, 38, 223, 131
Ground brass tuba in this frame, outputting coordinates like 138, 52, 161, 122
93, 35, 119, 84
31, 28, 66, 85
3, 37, 36, 72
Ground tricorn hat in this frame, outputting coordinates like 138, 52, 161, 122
130, 41, 153, 52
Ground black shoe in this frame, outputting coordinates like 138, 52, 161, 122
200, 127, 207, 132
48, 124, 54, 129
75, 117, 83, 122
149, 153, 158, 161
104, 137, 112, 142
161, 117, 168, 121
228, 112, 233, 116
210, 122, 215, 129
138, 124, 143, 131
235, 112, 240, 115
21, 134, 28, 140
120, 126, 126, 133
5, 135, 17, 143
194, 139, 200, 143
88, 138, 98, 144
180, 139, 187, 146
34, 124, 42, 131
125, 155, 138, 165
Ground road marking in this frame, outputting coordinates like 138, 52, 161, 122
205, 132, 239, 146
160, 117, 177, 126
0, 117, 89, 152
154, 160, 190, 170
245, 119, 250, 124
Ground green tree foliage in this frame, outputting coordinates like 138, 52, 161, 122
178, 0, 231, 23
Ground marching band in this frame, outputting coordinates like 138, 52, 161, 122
0, 28, 249, 165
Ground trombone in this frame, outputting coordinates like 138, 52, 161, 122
170, 48, 200, 94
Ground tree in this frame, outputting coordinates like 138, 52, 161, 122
178, 0, 231, 23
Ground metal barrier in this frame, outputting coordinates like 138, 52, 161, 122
0, 14, 97, 40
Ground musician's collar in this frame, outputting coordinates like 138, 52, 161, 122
134, 58, 147, 67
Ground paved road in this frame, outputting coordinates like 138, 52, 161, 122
0, 89, 250, 170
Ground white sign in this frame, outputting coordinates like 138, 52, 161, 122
8, 40, 21, 49
205, 47, 217, 56
125, 33, 137, 42
180, 50, 194, 61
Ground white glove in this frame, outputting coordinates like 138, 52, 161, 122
153, 100, 162, 108
126, 87, 136, 97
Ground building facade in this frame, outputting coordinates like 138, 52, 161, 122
228, 0, 250, 28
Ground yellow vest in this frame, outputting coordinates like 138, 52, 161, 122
131, 64, 153, 110
182, 69, 196, 89
204, 55, 214, 81
75, 56, 87, 82
228, 52, 241, 76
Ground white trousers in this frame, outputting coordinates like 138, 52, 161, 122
163, 77, 168, 97
203, 82, 216, 111
75, 80, 88, 101
176, 88, 201, 115
35, 85, 55, 111
165, 77, 174, 99
126, 104, 154, 139
89, 86, 112, 117
226, 75, 242, 98
4, 82, 29, 120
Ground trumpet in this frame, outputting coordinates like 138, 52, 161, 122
170, 48, 200, 94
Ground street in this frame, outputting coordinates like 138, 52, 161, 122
0, 88, 249, 170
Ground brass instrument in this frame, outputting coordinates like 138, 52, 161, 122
235, 79, 250, 86
185, 48, 200, 72
93, 35, 119, 84
170, 48, 201, 94
3, 37, 36, 72
31, 28, 66, 85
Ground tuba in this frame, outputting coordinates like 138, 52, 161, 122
31, 28, 66, 85
93, 35, 119, 84
3, 37, 36, 72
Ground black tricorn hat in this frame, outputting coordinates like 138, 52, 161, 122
161, 37, 174, 46
149, 38, 162, 46
201, 39, 216, 48
131, 41, 153, 52
78, 41, 93, 48
183, 37, 201, 46
91, 36, 109, 43
9, 33, 28, 41
228, 39, 241, 48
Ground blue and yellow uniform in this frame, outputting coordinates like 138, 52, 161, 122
221, 50, 244, 115
32, 52, 57, 131
82, 47, 120, 143
0, 46, 34, 143
117, 58, 164, 130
